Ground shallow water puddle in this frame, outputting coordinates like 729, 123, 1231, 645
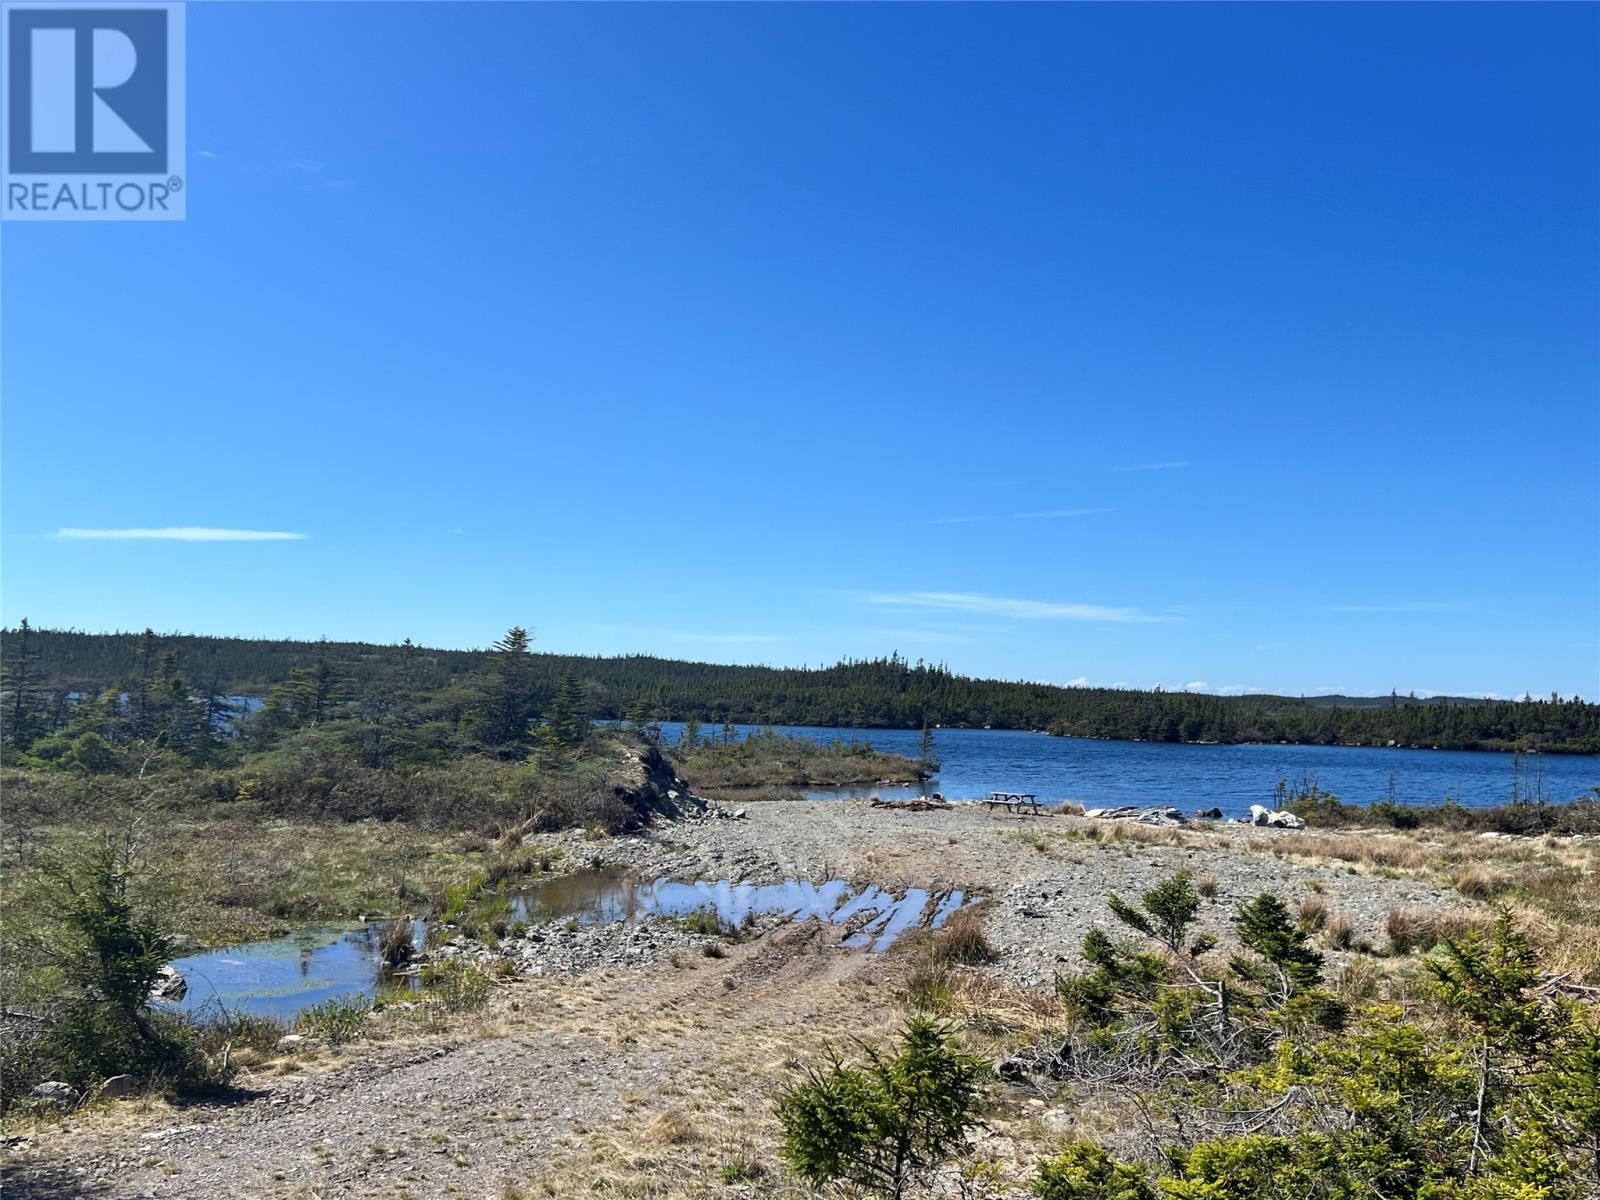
164, 922, 421, 1021
164, 874, 965, 1021
512, 870, 967, 952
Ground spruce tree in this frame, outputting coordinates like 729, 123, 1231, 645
2, 617, 41, 756
475, 626, 538, 750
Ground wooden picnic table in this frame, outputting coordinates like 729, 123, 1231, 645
985, 791, 1042, 816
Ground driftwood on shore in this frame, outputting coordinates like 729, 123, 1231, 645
869, 796, 952, 813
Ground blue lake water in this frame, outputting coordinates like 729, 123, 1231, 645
659, 722, 1599, 815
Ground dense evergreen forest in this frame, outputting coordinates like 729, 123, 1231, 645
3, 625, 1597, 755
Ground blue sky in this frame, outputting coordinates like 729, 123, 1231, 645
3, 2, 1596, 698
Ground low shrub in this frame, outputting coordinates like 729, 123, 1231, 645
297, 995, 371, 1045
678, 910, 735, 938
418, 958, 492, 1013
779, 1017, 987, 1198
1032, 1143, 1154, 1200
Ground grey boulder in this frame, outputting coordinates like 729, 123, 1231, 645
1247, 804, 1306, 829
29, 1082, 80, 1105
150, 964, 188, 1002
100, 1074, 139, 1099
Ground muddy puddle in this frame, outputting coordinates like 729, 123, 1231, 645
512, 870, 969, 952
163, 874, 966, 1020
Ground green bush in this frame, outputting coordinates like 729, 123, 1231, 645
22, 840, 210, 1097
297, 995, 371, 1045
1041, 885, 1599, 1200
778, 1016, 987, 1200
1032, 1144, 1153, 1200
418, 957, 492, 1013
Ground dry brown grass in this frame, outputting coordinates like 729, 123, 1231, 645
1094, 822, 1188, 847
1247, 829, 1436, 872
1379, 900, 1598, 982
1450, 864, 1511, 901
898, 902, 998, 1012
1323, 910, 1356, 950
1234, 822, 1600, 981
934, 963, 1063, 1049
1385, 907, 1487, 955
939, 904, 997, 966
1195, 871, 1219, 898
1298, 895, 1328, 930
1329, 956, 1391, 1005
645, 1107, 698, 1146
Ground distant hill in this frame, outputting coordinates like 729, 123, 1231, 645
3, 627, 1594, 753
1294, 693, 1499, 709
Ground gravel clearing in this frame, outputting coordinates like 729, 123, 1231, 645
3, 800, 1473, 1198
599, 799, 1469, 984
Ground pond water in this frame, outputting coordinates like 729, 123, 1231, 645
657, 722, 1600, 815
510, 869, 968, 952
164, 873, 961, 1021
164, 922, 422, 1022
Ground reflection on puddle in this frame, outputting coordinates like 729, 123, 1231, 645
165, 922, 423, 1022
512, 870, 968, 952
164, 873, 967, 1021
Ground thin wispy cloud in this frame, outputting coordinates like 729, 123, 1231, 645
270, 160, 355, 193
868, 591, 1172, 624
1011, 507, 1110, 520
55, 527, 307, 542
197, 149, 217, 159
1113, 460, 1190, 472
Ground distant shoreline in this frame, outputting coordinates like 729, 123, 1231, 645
658, 720, 1600, 760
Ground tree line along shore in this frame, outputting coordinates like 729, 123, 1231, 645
5, 624, 1598, 757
